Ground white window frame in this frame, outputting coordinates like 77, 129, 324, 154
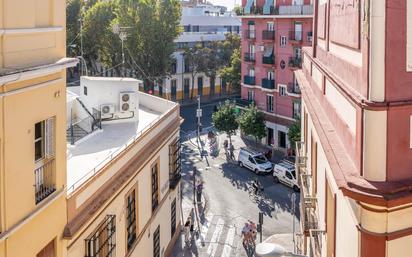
267, 71, 274, 80
267, 22, 274, 31
279, 85, 287, 96
35, 117, 55, 163
248, 91, 255, 101
249, 68, 255, 77
280, 36, 287, 47
266, 95, 274, 112
293, 101, 301, 119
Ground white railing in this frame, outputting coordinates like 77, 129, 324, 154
67, 106, 178, 193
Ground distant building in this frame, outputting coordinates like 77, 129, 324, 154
296, 1, 412, 257
161, 3, 241, 101
239, 0, 313, 151
65, 77, 182, 257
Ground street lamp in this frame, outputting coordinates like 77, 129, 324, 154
255, 243, 307, 257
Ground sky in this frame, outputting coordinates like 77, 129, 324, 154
209, 0, 241, 10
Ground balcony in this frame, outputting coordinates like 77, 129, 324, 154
262, 78, 275, 90
289, 57, 302, 69
288, 82, 301, 96
262, 30, 275, 40
300, 173, 312, 200
245, 30, 256, 40
301, 196, 318, 233
309, 229, 325, 257
34, 158, 56, 204
279, 5, 313, 15
262, 56, 275, 65
289, 31, 303, 42
243, 75, 256, 85
244, 53, 256, 63
169, 139, 182, 190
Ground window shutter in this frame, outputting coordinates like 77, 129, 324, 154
45, 117, 55, 157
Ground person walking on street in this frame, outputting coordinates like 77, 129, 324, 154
184, 216, 192, 247
196, 180, 203, 203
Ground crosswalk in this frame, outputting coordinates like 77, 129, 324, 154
179, 212, 248, 257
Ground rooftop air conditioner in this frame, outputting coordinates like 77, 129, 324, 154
100, 104, 115, 118
119, 92, 136, 112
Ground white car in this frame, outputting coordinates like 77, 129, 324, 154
238, 148, 273, 175
273, 160, 300, 192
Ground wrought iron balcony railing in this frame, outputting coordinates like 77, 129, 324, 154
34, 158, 56, 204
262, 30, 275, 40
262, 78, 275, 90
301, 196, 318, 233
243, 75, 256, 85
309, 229, 325, 257
289, 57, 302, 68
262, 56, 275, 65
244, 52, 256, 63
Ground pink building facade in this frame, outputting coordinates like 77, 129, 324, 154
240, 0, 313, 150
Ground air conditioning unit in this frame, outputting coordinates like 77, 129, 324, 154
100, 104, 115, 117
119, 92, 136, 112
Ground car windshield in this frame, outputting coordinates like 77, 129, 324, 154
254, 155, 268, 164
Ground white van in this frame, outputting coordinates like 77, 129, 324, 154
273, 160, 300, 192
238, 148, 273, 175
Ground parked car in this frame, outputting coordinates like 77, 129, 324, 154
273, 160, 300, 192
238, 148, 273, 175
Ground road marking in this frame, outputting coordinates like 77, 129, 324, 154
207, 218, 225, 256
222, 226, 237, 257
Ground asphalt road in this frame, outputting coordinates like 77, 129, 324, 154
172, 133, 300, 257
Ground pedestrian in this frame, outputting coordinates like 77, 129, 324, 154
241, 222, 250, 246
184, 216, 192, 246
196, 180, 203, 203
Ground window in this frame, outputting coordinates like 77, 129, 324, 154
266, 95, 273, 113
85, 215, 116, 257
286, 171, 293, 180
151, 162, 159, 212
184, 25, 190, 32
171, 79, 177, 89
249, 44, 256, 54
267, 22, 274, 31
247, 91, 255, 101
171, 62, 177, 74
84, 86, 88, 96
280, 36, 287, 47
293, 101, 301, 119
126, 189, 137, 251
279, 86, 286, 96
267, 71, 274, 80
35, 118, 55, 162
278, 131, 286, 148
192, 25, 199, 32
169, 139, 181, 177
171, 198, 177, 236
248, 156, 255, 164
153, 226, 160, 257
249, 68, 255, 77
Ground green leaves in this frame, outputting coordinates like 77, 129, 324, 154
238, 104, 266, 142
212, 100, 239, 139
288, 118, 301, 149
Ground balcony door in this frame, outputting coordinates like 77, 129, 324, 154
292, 0, 303, 5
249, 68, 255, 77
294, 47, 302, 59
267, 71, 274, 80
294, 22, 302, 41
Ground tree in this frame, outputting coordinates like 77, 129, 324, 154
288, 118, 301, 150
219, 48, 241, 93
212, 100, 239, 145
238, 104, 266, 144
183, 44, 209, 99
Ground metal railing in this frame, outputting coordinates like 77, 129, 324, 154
301, 197, 318, 232
309, 229, 325, 257
245, 30, 256, 39
289, 57, 302, 68
239, 5, 313, 16
244, 52, 256, 63
262, 30, 275, 40
243, 75, 256, 85
263, 55, 275, 65
279, 5, 313, 15
300, 173, 312, 199
288, 82, 301, 95
295, 142, 307, 169
169, 138, 182, 190
34, 158, 56, 204
67, 107, 178, 194
262, 78, 275, 90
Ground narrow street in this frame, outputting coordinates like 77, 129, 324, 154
171, 126, 300, 257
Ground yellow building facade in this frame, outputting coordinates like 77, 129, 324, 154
0, 0, 77, 256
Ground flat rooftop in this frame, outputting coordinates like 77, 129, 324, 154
67, 106, 161, 192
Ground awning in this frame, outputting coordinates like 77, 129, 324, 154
264, 45, 274, 57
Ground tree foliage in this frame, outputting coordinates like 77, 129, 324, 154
288, 118, 301, 149
238, 104, 266, 142
66, 0, 181, 84
219, 48, 241, 93
212, 100, 239, 143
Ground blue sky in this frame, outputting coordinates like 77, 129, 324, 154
209, 0, 241, 10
